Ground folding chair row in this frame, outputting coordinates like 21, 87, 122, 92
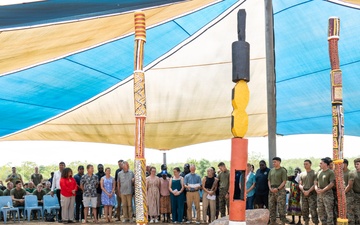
0, 194, 60, 223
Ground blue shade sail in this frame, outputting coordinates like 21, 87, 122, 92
0, 0, 238, 138
274, 0, 360, 136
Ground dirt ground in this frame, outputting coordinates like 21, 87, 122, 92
0, 219, 171, 225
0, 216, 319, 225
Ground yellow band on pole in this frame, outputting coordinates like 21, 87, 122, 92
333, 159, 344, 164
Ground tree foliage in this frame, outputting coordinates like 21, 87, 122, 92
1, 153, 358, 183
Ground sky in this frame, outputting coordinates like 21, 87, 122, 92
0, 134, 359, 167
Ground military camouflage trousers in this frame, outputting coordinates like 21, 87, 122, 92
333, 188, 338, 223
269, 189, 286, 223
301, 191, 319, 224
317, 190, 334, 225
346, 191, 355, 225
219, 189, 229, 217
354, 192, 360, 225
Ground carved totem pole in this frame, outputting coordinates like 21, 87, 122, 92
328, 17, 347, 225
229, 9, 250, 225
328, 17, 348, 224
133, 12, 148, 225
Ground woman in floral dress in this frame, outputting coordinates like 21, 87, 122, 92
287, 167, 302, 225
101, 167, 116, 223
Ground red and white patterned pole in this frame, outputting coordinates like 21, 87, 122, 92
328, 16, 348, 225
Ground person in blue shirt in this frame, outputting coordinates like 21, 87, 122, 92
184, 165, 202, 224
245, 163, 256, 209
254, 160, 270, 209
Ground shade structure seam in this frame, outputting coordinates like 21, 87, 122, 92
151, 57, 265, 70
277, 114, 331, 124
143, 0, 223, 32
0, 98, 65, 111
276, 59, 360, 83
152, 61, 232, 70
274, 0, 313, 15
172, 20, 191, 36
0, 77, 134, 140
42, 112, 267, 126
49, 115, 231, 126
64, 58, 122, 81
144, 0, 248, 71
277, 108, 360, 124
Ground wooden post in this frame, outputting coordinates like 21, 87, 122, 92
230, 9, 250, 225
328, 17, 348, 225
133, 11, 148, 225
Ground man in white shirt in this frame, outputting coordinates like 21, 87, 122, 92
50, 161, 65, 222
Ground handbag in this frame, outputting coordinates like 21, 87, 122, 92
44, 212, 55, 222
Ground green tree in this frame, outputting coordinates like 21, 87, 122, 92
0, 163, 12, 184
39, 164, 57, 181
198, 159, 211, 177
248, 152, 266, 171
2, 156, 359, 185
18, 161, 37, 182
68, 161, 88, 171
187, 159, 199, 168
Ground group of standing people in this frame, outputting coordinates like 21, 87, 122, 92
50, 161, 119, 223
145, 162, 230, 224
1, 161, 231, 224
6, 156, 360, 225
58, 159, 227, 224
252, 157, 360, 225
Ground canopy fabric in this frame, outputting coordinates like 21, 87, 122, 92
1, 0, 267, 149
0, 0, 184, 29
0, 0, 359, 149
0, 0, 215, 75
274, 0, 360, 136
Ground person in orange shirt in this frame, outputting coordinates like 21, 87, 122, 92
60, 168, 77, 224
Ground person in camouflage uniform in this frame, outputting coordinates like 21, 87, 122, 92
315, 158, 335, 225
353, 158, 360, 225
343, 159, 355, 225
218, 162, 230, 217
268, 157, 287, 225
217, 162, 230, 217
299, 159, 319, 225
326, 157, 338, 224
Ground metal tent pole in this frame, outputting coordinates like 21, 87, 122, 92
264, 0, 277, 166
163, 152, 167, 165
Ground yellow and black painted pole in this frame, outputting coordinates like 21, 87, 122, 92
229, 9, 250, 225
